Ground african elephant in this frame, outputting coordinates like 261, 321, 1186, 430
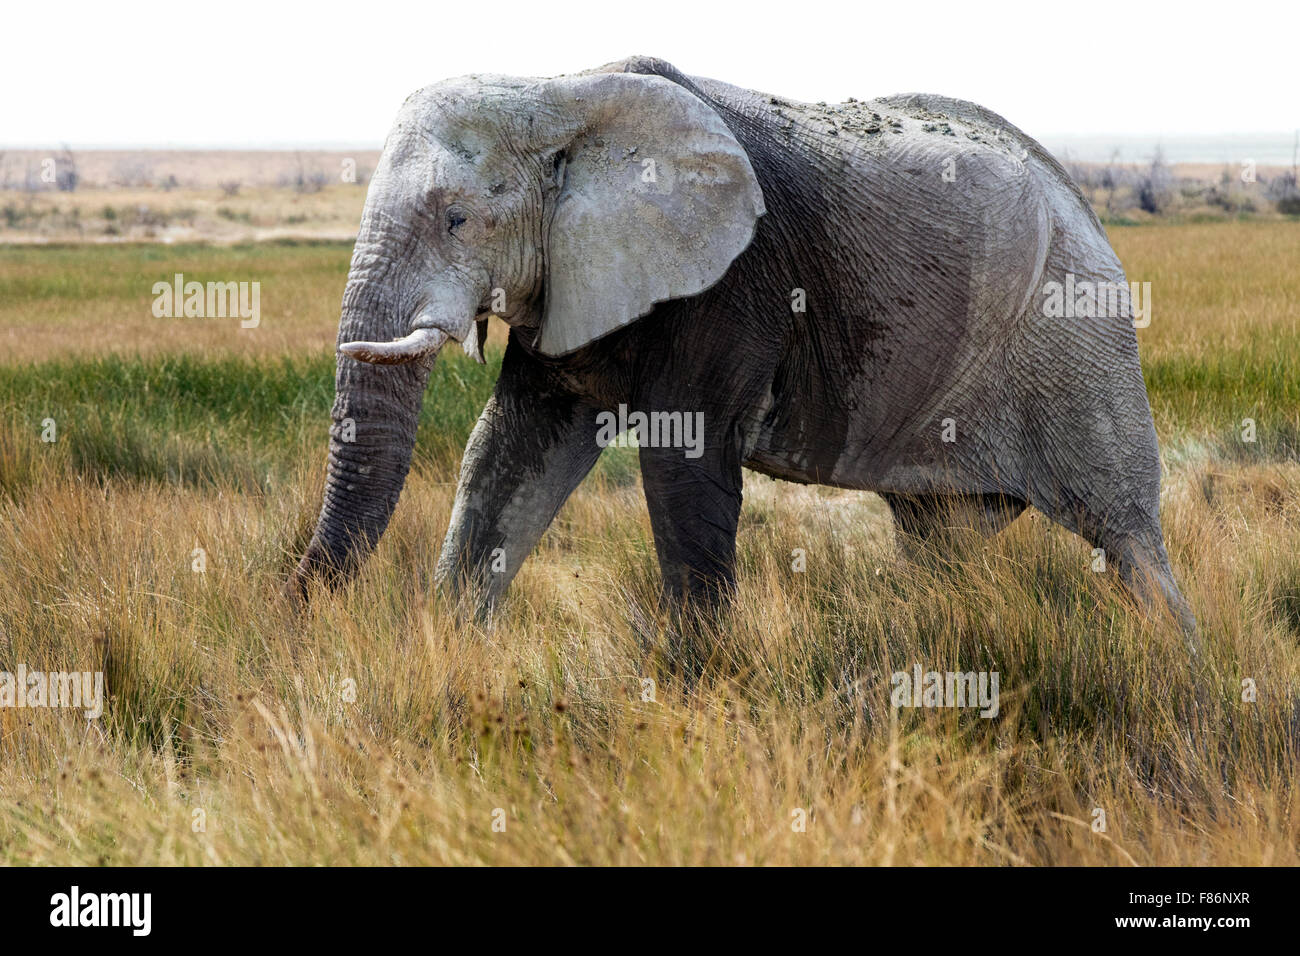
286, 55, 1196, 636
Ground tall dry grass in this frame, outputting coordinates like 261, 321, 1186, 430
0, 222, 1297, 865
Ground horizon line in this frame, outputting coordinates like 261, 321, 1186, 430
2, 131, 1298, 152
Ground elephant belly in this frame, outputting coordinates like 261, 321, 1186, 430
746, 386, 1025, 498
745, 285, 1041, 497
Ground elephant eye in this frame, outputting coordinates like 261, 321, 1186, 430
446, 210, 467, 235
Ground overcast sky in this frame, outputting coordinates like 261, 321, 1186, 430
5, 0, 1296, 147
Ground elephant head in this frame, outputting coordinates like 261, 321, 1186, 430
286, 67, 765, 600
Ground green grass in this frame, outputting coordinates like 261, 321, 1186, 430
0, 241, 357, 363
3, 337, 1292, 500
0, 349, 639, 497
1146, 347, 1300, 461
0, 240, 349, 308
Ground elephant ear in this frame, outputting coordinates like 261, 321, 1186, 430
536, 72, 765, 356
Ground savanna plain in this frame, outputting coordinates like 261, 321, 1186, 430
1, 211, 1298, 864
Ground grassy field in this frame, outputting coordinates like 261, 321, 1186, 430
0, 222, 1298, 865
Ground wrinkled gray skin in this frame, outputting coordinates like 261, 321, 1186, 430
287, 55, 1196, 637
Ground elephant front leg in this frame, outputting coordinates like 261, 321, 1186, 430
639, 427, 744, 609
436, 369, 603, 615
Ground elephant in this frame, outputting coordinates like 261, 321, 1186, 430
286, 54, 1196, 637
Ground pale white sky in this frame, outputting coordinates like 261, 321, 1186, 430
4, 0, 1296, 147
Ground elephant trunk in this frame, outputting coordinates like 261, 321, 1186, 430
286, 275, 438, 601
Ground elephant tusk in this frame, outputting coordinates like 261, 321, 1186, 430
338, 327, 449, 365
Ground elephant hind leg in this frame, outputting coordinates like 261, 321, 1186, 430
1109, 531, 1197, 640
1047, 497, 1198, 640
1015, 375, 1197, 639
883, 491, 1027, 560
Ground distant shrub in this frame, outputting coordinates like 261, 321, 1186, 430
111, 160, 154, 188
1135, 147, 1173, 214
